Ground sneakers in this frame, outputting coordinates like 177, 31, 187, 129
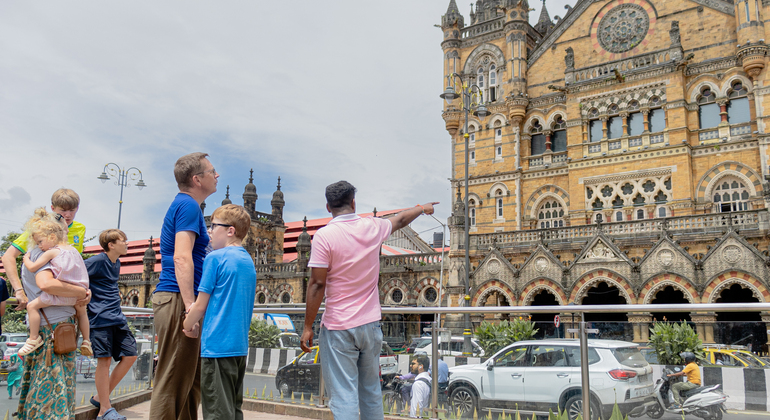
96, 408, 127, 420
80, 340, 93, 357
18, 336, 44, 356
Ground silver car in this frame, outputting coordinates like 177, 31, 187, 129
0, 333, 28, 357
448, 339, 655, 420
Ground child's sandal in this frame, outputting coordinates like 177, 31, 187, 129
18, 336, 44, 356
80, 340, 93, 357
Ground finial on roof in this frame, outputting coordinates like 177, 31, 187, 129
373, 207, 378, 217
249, 169, 254, 183
302, 216, 308, 230
221, 185, 232, 205
277, 176, 281, 190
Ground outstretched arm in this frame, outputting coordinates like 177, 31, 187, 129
388, 203, 439, 233
23, 249, 58, 273
300, 267, 327, 353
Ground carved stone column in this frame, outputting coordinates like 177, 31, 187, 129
601, 116, 609, 140
691, 312, 717, 344
717, 99, 729, 125
642, 109, 650, 133
620, 112, 630, 136
544, 130, 553, 151
628, 313, 653, 343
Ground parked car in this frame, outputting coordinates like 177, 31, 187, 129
416, 336, 485, 357
380, 341, 398, 382
703, 347, 764, 368
447, 339, 655, 420
0, 333, 28, 357
278, 332, 301, 350
405, 337, 431, 354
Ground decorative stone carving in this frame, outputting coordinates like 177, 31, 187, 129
585, 241, 616, 260
565, 47, 575, 70
721, 245, 742, 264
597, 4, 650, 53
668, 21, 681, 48
535, 257, 549, 272
657, 249, 675, 267
487, 259, 501, 274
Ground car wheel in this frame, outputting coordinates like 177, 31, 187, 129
279, 381, 292, 398
450, 385, 478, 418
646, 403, 664, 419
565, 395, 598, 420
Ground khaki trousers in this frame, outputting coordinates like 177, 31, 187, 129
150, 292, 202, 420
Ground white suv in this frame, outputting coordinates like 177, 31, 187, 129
448, 339, 655, 420
416, 336, 485, 357
380, 341, 398, 381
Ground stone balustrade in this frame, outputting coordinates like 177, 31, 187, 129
566, 48, 677, 84
256, 262, 298, 274
380, 253, 444, 271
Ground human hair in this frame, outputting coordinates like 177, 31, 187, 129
211, 204, 251, 240
174, 152, 209, 190
325, 181, 356, 210
24, 207, 68, 250
50, 188, 80, 210
99, 229, 127, 252
414, 354, 430, 372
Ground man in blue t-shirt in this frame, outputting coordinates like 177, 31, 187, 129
151, 152, 218, 420
86, 229, 138, 420
183, 205, 256, 420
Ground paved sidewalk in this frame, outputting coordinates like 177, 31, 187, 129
122, 400, 310, 420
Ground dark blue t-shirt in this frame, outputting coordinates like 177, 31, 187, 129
85, 253, 126, 328
0, 278, 8, 334
156, 193, 210, 294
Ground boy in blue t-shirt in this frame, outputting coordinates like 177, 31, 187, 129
86, 229, 138, 420
183, 204, 257, 420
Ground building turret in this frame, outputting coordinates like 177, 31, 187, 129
221, 185, 232, 206
503, 0, 530, 125
297, 216, 312, 271
735, 0, 768, 80
534, 0, 553, 35
142, 237, 157, 307
442, 0, 465, 28
441, 0, 465, 137
200, 201, 206, 215
271, 177, 285, 221
243, 169, 257, 217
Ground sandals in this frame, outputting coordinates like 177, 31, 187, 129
80, 340, 93, 357
18, 336, 44, 356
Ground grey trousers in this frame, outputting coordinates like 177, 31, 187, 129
202, 356, 246, 420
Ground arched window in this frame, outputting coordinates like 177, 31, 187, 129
477, 67, 485, 88
468, 125, 476, 144
496, 145, 502, 158
713, 176, 751, 212
470, 149, 476, 163
552, 115, 567, 153
648, 96, 666, 133
627, 100, 644, 136
615, 211, 623, 222
469, 199, 477, 227
494, 120, 502, 142
727, 81, 750, 125
531, 120, 546, 156
537, 199, 564, 228
588, 108, 602, 142
496, 189, 504, 218
636, 209, 645, 220
607, 104, 622, 139
489, 65, 497, 101
657, 206, 668, 218
698, 87, 720, 129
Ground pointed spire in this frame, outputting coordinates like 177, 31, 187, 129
373, 207, 378, 218
243, 169, 257, 215
249, 168, 254, 183
442, 0, 465, 28
446, 0, 459, 13
535, 0, 553, 34
297, 216, 311, 250
271, 176, 285, 220
276, 176, 281, 190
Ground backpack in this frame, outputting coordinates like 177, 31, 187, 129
416, 377, 432, 396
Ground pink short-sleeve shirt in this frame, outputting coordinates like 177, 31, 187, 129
307, 213, 392, 330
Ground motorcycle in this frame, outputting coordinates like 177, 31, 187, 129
646, 367, 727, 420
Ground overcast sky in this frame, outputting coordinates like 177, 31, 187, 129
0, 1, 565, 247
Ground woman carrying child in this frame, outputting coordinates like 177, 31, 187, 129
18, 208, 92, 357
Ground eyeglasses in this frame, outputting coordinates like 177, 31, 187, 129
54, 213, 64, 221
195, 168, 217, 177
209, 223, 232, 231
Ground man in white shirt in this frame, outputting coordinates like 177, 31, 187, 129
410, 354, 431, 418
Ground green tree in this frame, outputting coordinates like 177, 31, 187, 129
475, 318, 539, 356
649, 321, 705, 365
249, 319, 281, 348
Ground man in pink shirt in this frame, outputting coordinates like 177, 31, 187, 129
301, 181, 437, 420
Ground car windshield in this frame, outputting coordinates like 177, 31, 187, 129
415, 339, 431, 349
381, 342, 395, 356
282, 335, 301, 348
733, 353, 763, 368
9, 335, 27, 342
612, 347, 649, 368
298, 348, 318, 364
736, 351, 766, 367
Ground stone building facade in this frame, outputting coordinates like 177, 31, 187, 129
434, 0, 770, 348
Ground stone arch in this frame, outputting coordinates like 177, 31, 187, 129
270, 283, 294, 304
520, 278, 566, 305
489, 113, 508, 128
255, 284, 269, 304
697, 161, 763, 199
525, 185, 570, 217
462, 43, 506, 75
639, 273, 697, 304
581, 88, 667, 118
461, 120, 483, 134
704, 271, 770, 303
571, 270, 635, 304
472, 279, 516, 307
488, 182, 510, 197
545, 109, 567, 128
123, 289, 141, 307
688, 80, 722, 103
720, 74, 753, 97
523, 112, 547, 132
640, 88, 667, 105
381, 278, 410, 305
467, 192, 483, 206
414, 277, 442, 306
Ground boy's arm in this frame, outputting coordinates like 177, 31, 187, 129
1, 248, 25, 305
23, 250, 57, 273
183, 292, 210, 337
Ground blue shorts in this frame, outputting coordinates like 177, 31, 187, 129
91, 324, 138, 361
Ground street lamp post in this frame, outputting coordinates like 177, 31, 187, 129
97, 163, 147, 229
441, 73, 489, 355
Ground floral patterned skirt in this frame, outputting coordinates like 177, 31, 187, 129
16, 318, 76, 420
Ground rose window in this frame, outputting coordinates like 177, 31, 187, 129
598, 4, 650, 53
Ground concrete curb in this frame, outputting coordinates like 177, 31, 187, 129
74, 389, 153, 420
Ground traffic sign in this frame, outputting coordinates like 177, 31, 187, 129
554, 315, 560, 327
